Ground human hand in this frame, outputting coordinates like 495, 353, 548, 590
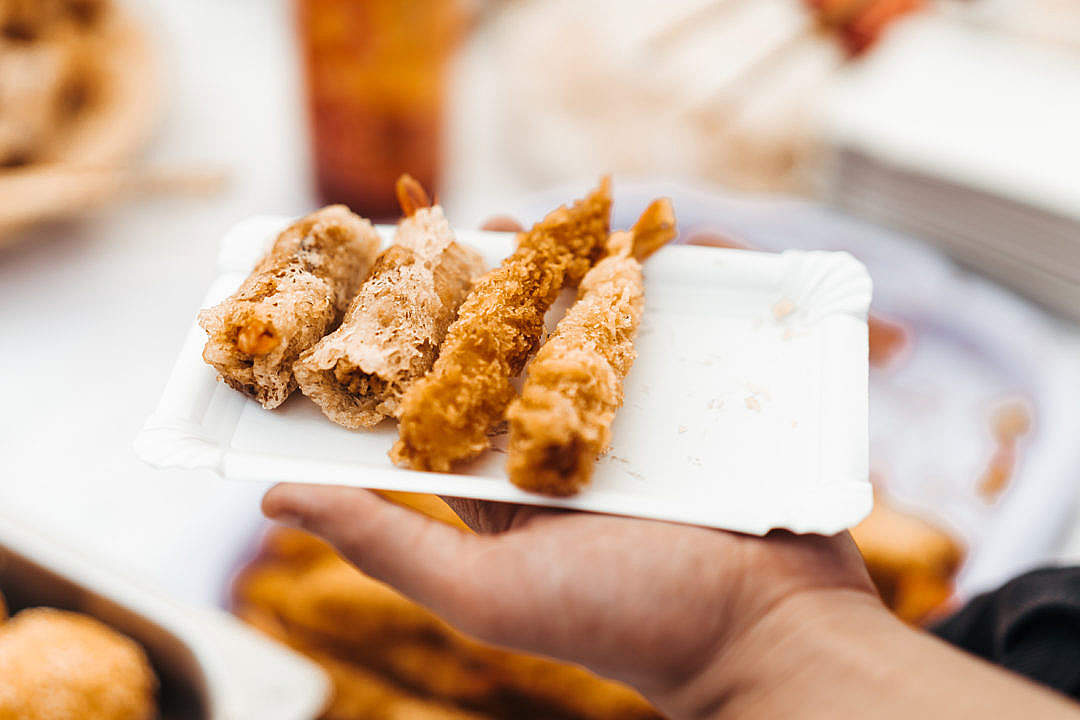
261, 484, 877, 719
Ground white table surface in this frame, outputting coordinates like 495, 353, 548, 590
2, 0, 1079, 611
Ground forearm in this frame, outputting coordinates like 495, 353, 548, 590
658, 589, 1080, 720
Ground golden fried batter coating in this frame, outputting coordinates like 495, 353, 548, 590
852, 492, 965, 624
295, 180, 486, 429
239, 600, 490, 720
471, 647, 663, 720
256, 524, 342, 564
233, 525, 664, 720
508, 199, 676, 496
0, 607, 157, 720
392, 179, 613, 471
0, 0, 105, 36
319, 650, 492, 720
239, 557, 457, 649
375, 491, 472, 530
288, 641, 492, 720
199, 205, 380, 409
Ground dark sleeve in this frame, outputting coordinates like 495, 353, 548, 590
932, 566, 1080, 699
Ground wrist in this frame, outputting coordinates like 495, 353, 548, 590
655, 587, 890, 720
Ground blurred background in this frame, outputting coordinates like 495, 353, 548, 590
1, 0, 1080, 717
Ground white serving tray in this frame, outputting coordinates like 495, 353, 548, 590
0, 511, 330, 720
136, 217, 872, 536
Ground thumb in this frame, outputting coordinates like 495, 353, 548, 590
261, 483, 495, 630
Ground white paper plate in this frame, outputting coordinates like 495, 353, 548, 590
550, 178, 1080, 598
0, 511, 330, 720
136, 217, 871, 535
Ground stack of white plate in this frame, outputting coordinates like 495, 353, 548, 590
819, 13, 1080, 320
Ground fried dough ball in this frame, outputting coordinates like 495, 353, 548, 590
0, 607, 157, 720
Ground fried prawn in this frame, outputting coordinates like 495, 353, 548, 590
391, 178, 613, 471
507, 199, 676, 495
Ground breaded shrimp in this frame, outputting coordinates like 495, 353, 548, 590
507, 199, 677, 496
391, 178, 613, 471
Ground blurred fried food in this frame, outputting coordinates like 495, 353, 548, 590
977, 400, 1032, 501
0, 605, 157, 720
234, 518, 663, 720
805, 0, 927, 55
867, 314, 907, 368
1, 0, 89, 40
239, 558, 456, 650
376, 490, 471, 530
852, 492, 964, 624
306, 647, 491, 720
0, 0, 111, 167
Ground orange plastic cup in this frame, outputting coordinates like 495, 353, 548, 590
297, 0, 460, 219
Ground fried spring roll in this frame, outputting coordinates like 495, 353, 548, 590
507, 199, 677, 496
391, 178, 613, 471
199, 205, 380, 409
294, 177, 486, 429
303, 647, 493, 720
